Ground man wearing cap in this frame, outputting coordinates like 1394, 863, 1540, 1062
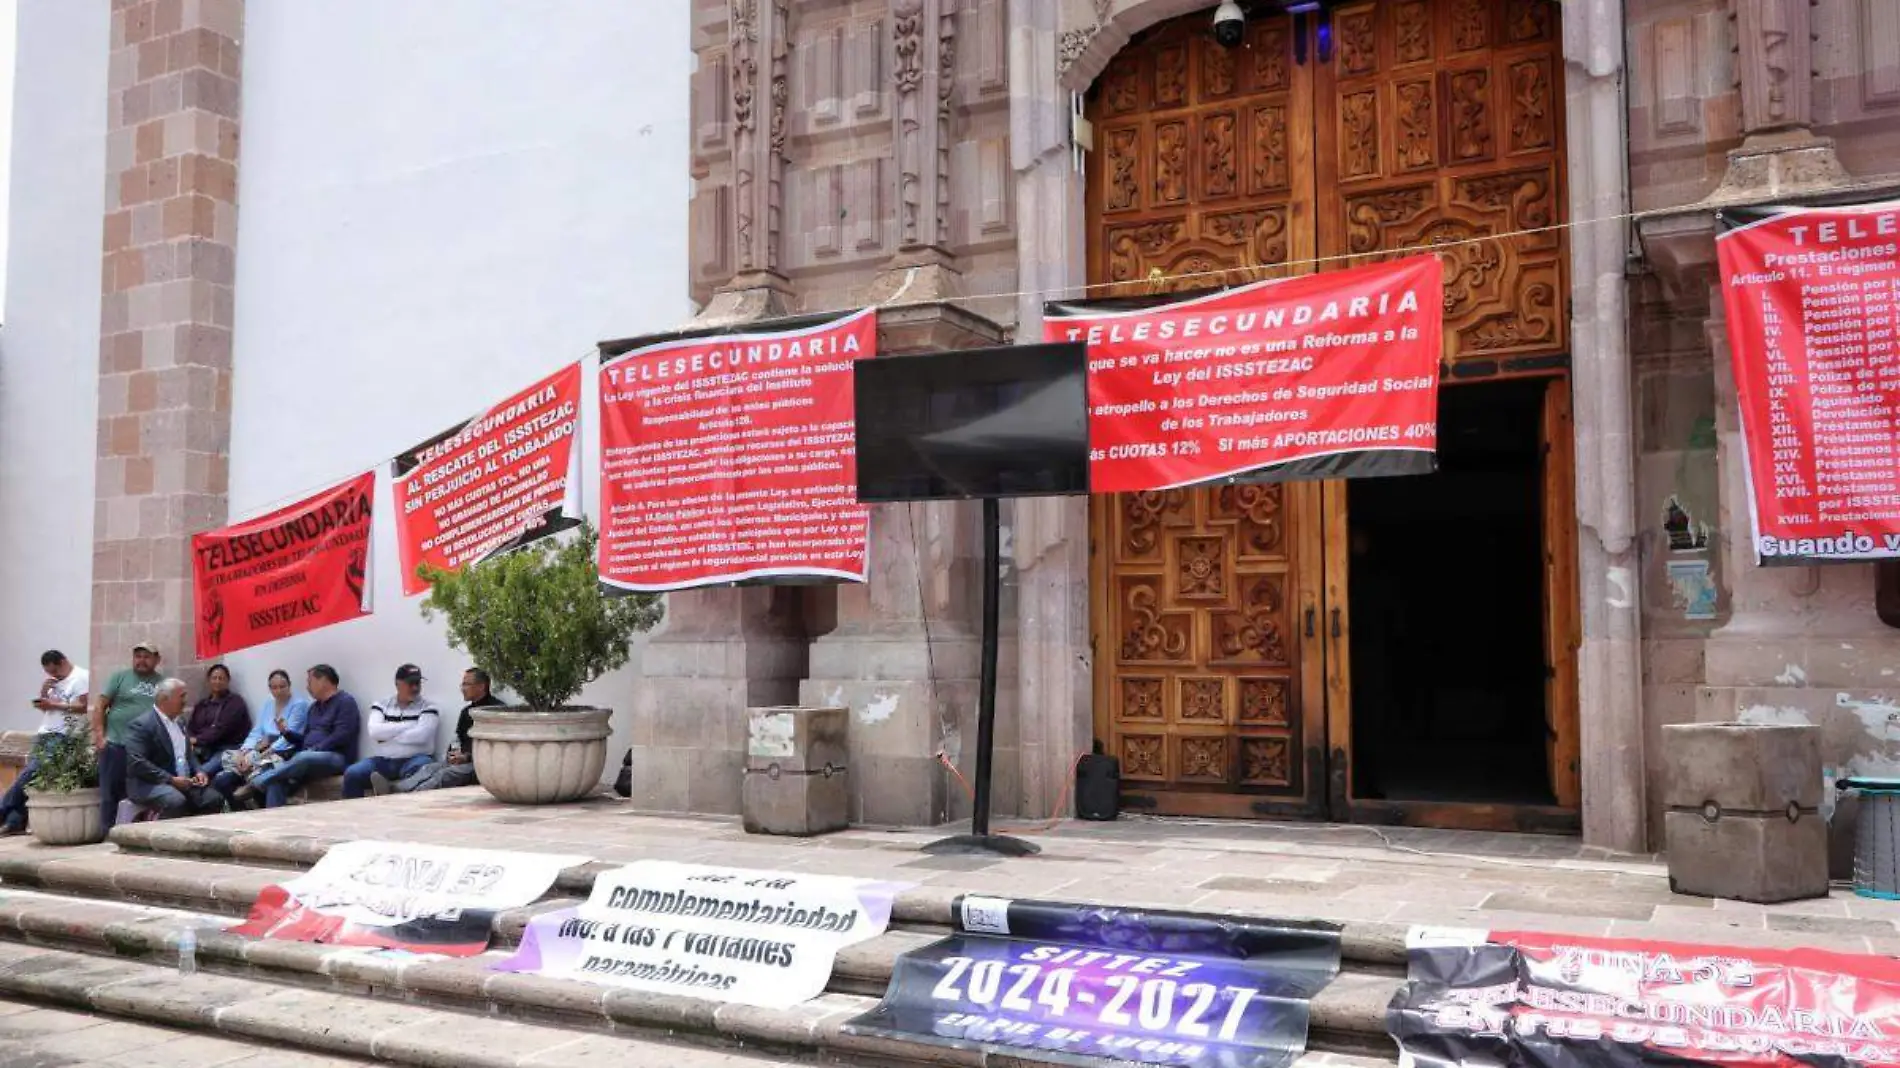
91, 641, 165, 832
342, 664, 440, 800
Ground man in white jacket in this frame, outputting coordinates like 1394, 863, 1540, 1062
341, 664, 440, 800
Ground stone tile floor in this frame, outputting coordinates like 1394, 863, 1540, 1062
14, 787, 1900, 956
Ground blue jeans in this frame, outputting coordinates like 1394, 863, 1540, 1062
256, 750, 348, 809
99, 742, 128, 832
0, 735, 58, 830
343, 755, 432, 799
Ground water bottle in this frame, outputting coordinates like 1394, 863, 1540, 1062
178, 927, 197, 976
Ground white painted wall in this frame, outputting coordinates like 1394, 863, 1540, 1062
223, 1, 692, 766
0, 0, 107, 726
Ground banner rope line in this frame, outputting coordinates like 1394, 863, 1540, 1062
222, 202, 1656, 526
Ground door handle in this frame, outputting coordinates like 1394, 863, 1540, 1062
1304, 607, 1315, 638
1330, 607, 1341, 639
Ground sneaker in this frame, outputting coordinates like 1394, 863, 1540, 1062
0, 826, 24, 838
231, 784, 256, 802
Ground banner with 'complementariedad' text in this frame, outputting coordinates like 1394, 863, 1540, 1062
191, 472, 375, 659
1391, 926, 1900, 1068
392, 364, 583, 595
229, 840, 586, 956
596, 310, 874, 592
1718, 202, 1900, 565
1044, 255, 1444, 493
492, 860, 908, 1008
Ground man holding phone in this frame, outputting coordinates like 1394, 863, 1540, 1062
124, 678, 223, 819
0, 651, 89, 835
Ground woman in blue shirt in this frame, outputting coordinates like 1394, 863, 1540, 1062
210, 669, 309, 808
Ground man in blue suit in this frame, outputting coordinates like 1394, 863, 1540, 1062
124, 678, 223, 819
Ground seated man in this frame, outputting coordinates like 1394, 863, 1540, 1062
397, 667, 501, 793
212, 669, 308, 808
343, 664, 438, 799
0, 650, 89, 836
124, 678, 224, 820
252, 664, 359, 808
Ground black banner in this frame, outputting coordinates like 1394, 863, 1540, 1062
845, 895, 1341, 1068
1388, 927, 1900, 1068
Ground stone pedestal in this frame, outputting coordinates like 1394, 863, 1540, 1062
1662, 723, 1827, 902
630, 587, 807, 814
741, 706, 849, 836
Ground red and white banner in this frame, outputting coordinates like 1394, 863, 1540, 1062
1044, 256, 1444, 493
190, 472, 374, 659
596, 310, 874, 592
1393, 927, 1900, 1068
230, 840, 586, 957
1718, 203, 1900, 565
391, 364, 583, 595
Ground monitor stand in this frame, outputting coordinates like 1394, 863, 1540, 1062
922, 496, 1041, 858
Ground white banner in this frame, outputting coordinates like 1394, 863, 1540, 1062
494, 860, 910, 1008
230, 840, 588, 956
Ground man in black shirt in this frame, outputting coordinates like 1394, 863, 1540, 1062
396, 668, 502, 793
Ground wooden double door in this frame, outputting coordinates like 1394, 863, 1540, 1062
1086, 0, 1579, 829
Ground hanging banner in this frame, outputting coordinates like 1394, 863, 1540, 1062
596, 309, 874, 592
492, 860, 909, 1009
1044, 255, 1444, 493
846, 895, 1342, 1068
391, 364, 584, 596
1389, 927, 1900, 1068
1717, 203, 1900, 565
228, 840, 585, 956
190, 472, 375, 659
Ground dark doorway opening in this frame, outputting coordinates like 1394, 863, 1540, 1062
1346, 377, 1554, 806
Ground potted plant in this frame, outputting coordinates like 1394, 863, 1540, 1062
25, 722, 104, 845
420, 523, 662, 804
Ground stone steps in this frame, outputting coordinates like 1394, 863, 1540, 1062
0, 848, 1404, 1058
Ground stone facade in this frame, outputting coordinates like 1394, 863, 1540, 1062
90, 0, 243, 682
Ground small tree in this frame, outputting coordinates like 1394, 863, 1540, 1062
419, 523, 662, 710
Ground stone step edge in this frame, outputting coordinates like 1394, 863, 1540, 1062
0, 938, 917, 1068
107, 822, 1410, 966
0, 887, 1403, 1054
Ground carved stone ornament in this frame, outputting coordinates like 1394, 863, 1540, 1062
1059, 0, 1117, 75
731, 0, 759, 272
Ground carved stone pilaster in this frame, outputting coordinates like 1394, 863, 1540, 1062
726, 0, 790, 299
893, 0, 957, 258
1733, 0, 1813, 137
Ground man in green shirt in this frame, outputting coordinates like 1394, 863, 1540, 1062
92, 640, 164, 832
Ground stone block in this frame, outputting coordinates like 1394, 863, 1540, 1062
1660, 722, 1821, 811
1665, 808, 1828, 903
742, 763, 849, 837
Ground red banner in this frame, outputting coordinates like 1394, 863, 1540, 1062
597, 309, 874, 591
1044, 256, 1444, 493
1394, 927, 1900, 1068
1717, 203, 1900, 565
190, 473, 374, 659
391, 364, 583, 595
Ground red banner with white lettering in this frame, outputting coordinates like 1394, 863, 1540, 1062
1392, 927, 1900, 1068
1043, 255, 1444, 493
191, 473, 374, 659
596, 309, 874, 592
1718, 203, 1900, 565
391, 364, 583, 595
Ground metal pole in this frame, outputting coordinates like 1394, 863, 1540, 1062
972, 496, 1001, 839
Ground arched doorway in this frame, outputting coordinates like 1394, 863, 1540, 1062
1085, 0, 1580, 830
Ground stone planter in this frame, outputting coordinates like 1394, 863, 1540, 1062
469, 707, 612, 805
25, 787, 103, 846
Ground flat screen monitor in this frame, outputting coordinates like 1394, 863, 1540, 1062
854, 342, 1091, 502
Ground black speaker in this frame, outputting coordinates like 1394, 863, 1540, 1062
1075, 752, 1120, 821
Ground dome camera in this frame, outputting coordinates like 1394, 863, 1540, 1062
1212, 1, 1246, 48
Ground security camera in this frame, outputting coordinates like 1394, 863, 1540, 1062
1212, 1, 1246, 48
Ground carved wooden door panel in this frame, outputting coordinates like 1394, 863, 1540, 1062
1086, 11, 1329, 819
1315, 0, 1568, 372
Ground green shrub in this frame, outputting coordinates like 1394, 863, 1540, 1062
419, 522, 662, 710
29, 719, 99, 793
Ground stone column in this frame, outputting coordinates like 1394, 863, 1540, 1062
91, 0, 245, 682
698, 0, 794, 323
867, 0, 964, 306
1564, 0, 1647, 853
628, 587, 806, 814
1713, 0, 1847, 196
